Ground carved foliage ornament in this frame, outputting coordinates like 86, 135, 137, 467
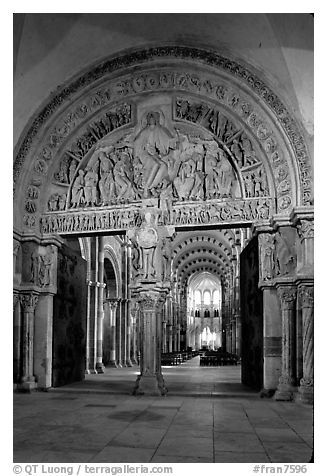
277, 287, 297, 310
14, 47, 311, 213
297, 219, 314, 241
137, 292, 166, 311
19, 293, 39, 313
299, 286, 314, 308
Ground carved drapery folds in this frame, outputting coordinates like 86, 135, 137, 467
29, 245, 55, 287
259, 229, 296, 284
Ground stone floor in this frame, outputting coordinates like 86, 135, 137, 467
13, 357, 313, 463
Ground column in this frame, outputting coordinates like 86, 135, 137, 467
133, 290, 167, 396
108, 299, 118, 367
130, 307, 139, 364
85, 236, 99, 374
176, 324, 181, 352
275, 286, 297, 401
18, 293, 39, 391
96, 236, 105, 373
167, 323, 173, 353
162, 320, 167, 353
13, 293, 21, 384
297, 285, 314, 404
116, 299, 123, 367
126, 300, 133, 367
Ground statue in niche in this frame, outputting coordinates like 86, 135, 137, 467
274, 232, 295, 276
71, 170, 85, 208
83, 167, 98, 207
133, 111, 177, 197
30, 250, 40, 283
136, 212, 159, 281
260, 235, 275, 281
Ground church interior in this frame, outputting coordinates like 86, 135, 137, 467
13, 13, 314, 464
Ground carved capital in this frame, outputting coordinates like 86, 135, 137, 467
299, 286, 314, 309
277, 287, 297, 310
108, 299, 119, 310
300, 377, 314, 388
137, 292, 166, 311
19, 293, 39, 313
297, 219, 314, 241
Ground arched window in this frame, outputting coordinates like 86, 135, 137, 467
194, 290, 201, 305
213, 290, 220, 305
203, 290, 210, 305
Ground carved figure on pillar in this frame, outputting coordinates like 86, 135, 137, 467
274, 231, 296, 277
259, 234, 275, 281
136, 212, 159, 281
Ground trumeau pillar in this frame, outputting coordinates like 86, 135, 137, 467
128, 207, 174, 395
133, 290, 167, 396
275, 285, 297, 401
297, 285, 314, 404
18, 293, 39, 391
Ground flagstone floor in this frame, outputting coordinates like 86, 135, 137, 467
13, 357, 313, 463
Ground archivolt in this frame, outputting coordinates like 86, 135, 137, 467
14, 45, 312, 234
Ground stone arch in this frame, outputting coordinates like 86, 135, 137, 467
103, 244, 121, 296
13, 45, 312, 236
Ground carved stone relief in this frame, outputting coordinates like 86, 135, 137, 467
29, 245, 55, 287
40, 197, 272, 235
14, 48, 312, 229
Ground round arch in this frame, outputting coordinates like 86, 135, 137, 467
13, 45, 312, 237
